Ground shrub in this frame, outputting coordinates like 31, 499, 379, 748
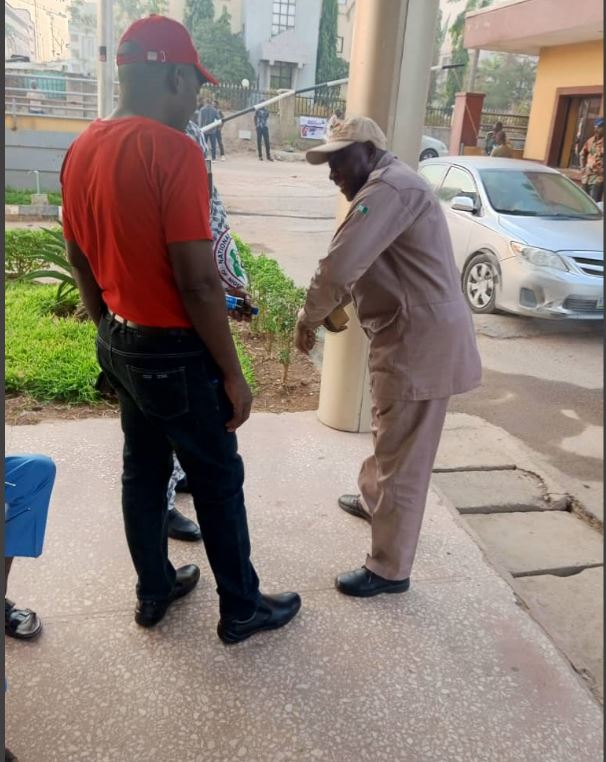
19, 226, 78, 302
234, 235, 306, 384
5, 228, 63, 277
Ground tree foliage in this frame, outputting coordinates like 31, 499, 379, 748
476, 53, 537, 113
315, 0, 349, 84
443, 0, 494, 107
184, 2, 255, 84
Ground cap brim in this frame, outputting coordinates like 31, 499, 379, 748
195, 62, 218, 86
306, 140, 355, 165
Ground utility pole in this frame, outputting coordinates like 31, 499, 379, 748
317, 0, 441, 433
97, 0, 114, 117
467, 48, 480, 91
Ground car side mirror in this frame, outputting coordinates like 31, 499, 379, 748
451, 195, 475, 213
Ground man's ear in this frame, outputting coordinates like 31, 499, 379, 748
166, 64, 182, 95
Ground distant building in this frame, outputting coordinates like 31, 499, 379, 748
243, 0, 323, 90
5, 1, 37, 61
67, 1, 96, 77
337, 0, 356, 63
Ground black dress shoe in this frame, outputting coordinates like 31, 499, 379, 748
336, 567, 410, 598
167, 508, 201, 541
338, 494, 372, 523
135, 564, 200, 627
217, 592, 302, 644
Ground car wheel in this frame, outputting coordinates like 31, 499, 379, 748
463, 254, 498, 314
419, 148, 438, 162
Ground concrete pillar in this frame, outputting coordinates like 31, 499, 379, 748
96, 0, 114, 118
317, 0, 440, 433
448, 91, 485, 155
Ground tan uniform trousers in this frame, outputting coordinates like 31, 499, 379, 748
359, 395, 450, 581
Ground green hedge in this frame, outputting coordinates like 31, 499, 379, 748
5, 187, 63, 206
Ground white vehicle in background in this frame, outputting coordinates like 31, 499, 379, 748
419, 135, 449, 162
418, 156, 604, 319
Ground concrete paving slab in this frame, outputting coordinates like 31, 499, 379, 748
5, 413, 603, 762
433, 469, 550, 513
465, 512, 603, 576
515, 568, 604, 702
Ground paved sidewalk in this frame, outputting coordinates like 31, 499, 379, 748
5, 413, 603, 762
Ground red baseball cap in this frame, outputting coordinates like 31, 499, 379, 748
117, 15, 218, 85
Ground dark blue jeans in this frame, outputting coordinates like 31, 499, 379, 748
96, 314, 260, 619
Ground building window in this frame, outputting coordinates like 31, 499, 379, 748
270, 61, 294, 90
337, 36, 344, 54
272, 0, 296, 36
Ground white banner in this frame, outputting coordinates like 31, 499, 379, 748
299, 116, 327, 140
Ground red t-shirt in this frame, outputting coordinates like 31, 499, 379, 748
61, 116, 212, 327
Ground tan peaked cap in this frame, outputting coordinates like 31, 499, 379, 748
306, 116, 387, 165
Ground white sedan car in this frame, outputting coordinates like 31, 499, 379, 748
419, 135, 449, 162
418, 156, 604, 319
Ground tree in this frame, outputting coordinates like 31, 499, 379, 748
427, 7, 446, 106
187, 6, 255, 84
443, 0, 494, 107
184, 0, 214, 31
476, 53, 537, 112
315, 0, 349, 84
114, 0, 169, 41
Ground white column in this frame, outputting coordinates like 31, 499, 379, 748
97, 0, 114, 117
317, 0, 440, 433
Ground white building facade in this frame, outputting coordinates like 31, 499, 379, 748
5, 1, 37, 60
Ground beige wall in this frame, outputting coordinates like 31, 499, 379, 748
337, 0, 356, 62
524, 39, 603, 161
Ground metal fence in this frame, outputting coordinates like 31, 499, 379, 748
425, 105, 454, 128
5, 73, 105, 120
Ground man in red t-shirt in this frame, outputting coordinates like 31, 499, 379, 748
61, 16, 300, 643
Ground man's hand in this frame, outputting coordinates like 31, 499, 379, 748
226, 287, 253, 323
295, 318, 316, 355
223, 372, 253, 432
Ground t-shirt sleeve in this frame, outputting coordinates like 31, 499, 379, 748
158, 135, 213, 245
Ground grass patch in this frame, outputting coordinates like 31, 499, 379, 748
6, 282, 257, 403
5, 187, 62, 206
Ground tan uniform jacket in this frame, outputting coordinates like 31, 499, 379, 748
301, 152, 481, 401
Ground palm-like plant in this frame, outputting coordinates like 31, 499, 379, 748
20, 227, 77, 302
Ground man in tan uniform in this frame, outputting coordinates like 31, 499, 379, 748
295, 116, 481, 598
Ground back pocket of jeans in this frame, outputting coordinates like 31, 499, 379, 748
126, 366, 189, 420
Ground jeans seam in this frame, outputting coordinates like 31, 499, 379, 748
96, 336, 206, 360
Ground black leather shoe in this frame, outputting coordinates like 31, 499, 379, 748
217, 592, 302, 644
336, 567, 410, 598
167, 508, 201, 541
338, 494, 372, 523
175, 476, 190, 494
135, 564, 200, 627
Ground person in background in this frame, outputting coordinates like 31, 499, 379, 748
26, 81, 44, 115
295, 116, 481, 598
5, 453, 57, 762
61, 15, 301, 642
213, 99, 226, 161
197, 97, 221, 160
490, 130, 514, 158
254, 106, 273, 161
580, 117, 604, 202
484, 120, 503, 155
326, 108, 344, 139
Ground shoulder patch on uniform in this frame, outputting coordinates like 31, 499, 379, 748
355, 203, 369, 215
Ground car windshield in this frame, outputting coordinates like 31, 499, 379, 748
479, 169, 602, 218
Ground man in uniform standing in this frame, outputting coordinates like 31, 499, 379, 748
580, 117, 604, 202
295, 116, 481, 598
61, 15, 300, 642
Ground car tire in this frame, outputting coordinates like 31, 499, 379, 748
419, 148, 439, 162
463, 253, 498, 314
